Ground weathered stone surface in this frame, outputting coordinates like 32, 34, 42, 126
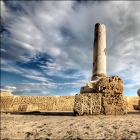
0, 94, 139, 112
74, 93, 127, 115
0, 96, 14, 111
96, 76, 124, 95
80, 76, 124, 95
0, 91, 13, 96
137, 89, 140, 97
1, 96, 75, 111
74, 93, 103, 115
86, 81, 97, 88
136, 89, 140, 111
102, 94, 127, 115
80, 77, 102, 93
80, 86, 96, 93
74, 76, 127, 115
0, 91, 14, 111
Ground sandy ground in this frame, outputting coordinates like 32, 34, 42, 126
1, 111, 140, 140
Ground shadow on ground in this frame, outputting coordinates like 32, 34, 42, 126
1, 110, 140, 116
1, 111, 74, 116
127, 110, 140, 115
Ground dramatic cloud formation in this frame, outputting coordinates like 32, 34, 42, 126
1, 1, 140, 96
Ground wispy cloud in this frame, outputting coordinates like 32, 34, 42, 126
1, 82, 57, 95
125, 82, 140, 89
1, 59, 48, 82
24, 75, 48, 82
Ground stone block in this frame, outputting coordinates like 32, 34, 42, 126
96, 76, 124, 95
103, 95, 127, 115
74, 93, 127, 115
18, 105, 28, 111
74, 93, 103, 115
80, 76, 124, 95
80, 86, 95, 93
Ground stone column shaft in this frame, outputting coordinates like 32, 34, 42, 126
91, 23, 106, 80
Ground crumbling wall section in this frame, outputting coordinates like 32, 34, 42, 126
1, 95, 75, 111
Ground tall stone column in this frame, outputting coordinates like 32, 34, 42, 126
91, 23, 106, 80
74, 23, 126, 116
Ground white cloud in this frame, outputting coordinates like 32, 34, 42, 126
107, 56, 127, 74
57, 79, 87, 88
1, 82, 57, 95
1, 59, 23, 74
1, 59, 48, 82
1, 86, 16, 92
24, 75, 48, 82
5, 86, 16, 89
1, 1, 140, 96
1, 0, 12, 20
69, 91, 77, 96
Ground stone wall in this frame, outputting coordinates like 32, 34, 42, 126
0, 91, 14, 111
0, 92, 139, 112
0, 96, 14, 111
0, 95, 74, 111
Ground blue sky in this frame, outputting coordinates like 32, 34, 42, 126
1, 1, 140, 96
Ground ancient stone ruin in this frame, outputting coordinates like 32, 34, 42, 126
0, 91, 139, 112
74, 23, 127, 115
137, 89, 140, 111
133, 89, 140, 110
137, 89, 140, 97
0, 92, 74, 112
